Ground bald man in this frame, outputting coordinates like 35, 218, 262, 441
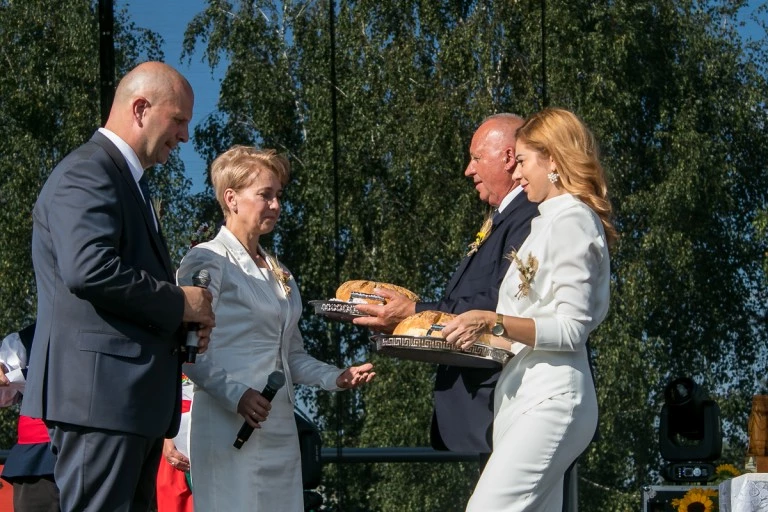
355, 114, 539, 456
23, 61, 215, 512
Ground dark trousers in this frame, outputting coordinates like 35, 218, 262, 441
48, 422, 162, 512
13, 476, 60, 512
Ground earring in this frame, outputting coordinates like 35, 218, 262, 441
547, 172, 559, 184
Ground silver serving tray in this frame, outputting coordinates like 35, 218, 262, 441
309, 300, 369, 322
371, 334, 512, 369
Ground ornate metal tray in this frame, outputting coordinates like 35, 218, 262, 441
309, 293, 384, 322
371, 334, 512, 369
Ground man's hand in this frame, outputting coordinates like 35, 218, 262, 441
190, 325, 213, 355
352, 288, 417, 333
181, 286, 215, 354
181, 285, 215, 326
336, 362, 376, 389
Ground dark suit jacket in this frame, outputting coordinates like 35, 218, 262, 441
22, 131, 186, 439
417, 191, 539, 452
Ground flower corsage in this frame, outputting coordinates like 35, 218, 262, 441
265, 252, 292, 298
508, 251, 538, 299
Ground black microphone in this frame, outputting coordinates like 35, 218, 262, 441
185, 269, 211, 364
233, 370, 286, 449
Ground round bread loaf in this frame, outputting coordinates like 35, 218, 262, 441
392, 310, 456, 337
393, 310, 495, 345
335, 280, 419, 304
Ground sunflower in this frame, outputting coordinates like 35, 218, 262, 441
671, 487, 718, 512
715, 463, 741, 481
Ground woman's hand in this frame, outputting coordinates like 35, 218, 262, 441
163, 438, 190, 473
237, 388, 273, 428
0, 363, 9, 386
442, 310, 495, 350
337, 363, 376, 389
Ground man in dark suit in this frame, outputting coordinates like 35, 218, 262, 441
354, 113, 538, 454
22, 61, 215, 512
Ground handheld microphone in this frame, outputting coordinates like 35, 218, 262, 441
233, 370, 286, 449
185, 269, 211, 364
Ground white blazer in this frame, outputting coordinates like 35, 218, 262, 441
178, 226, 342, 409
466, 193, 609, 511
176, 226, 342, 511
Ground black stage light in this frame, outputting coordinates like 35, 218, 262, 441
659, 377, 722, 482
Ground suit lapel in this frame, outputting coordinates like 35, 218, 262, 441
91, 132, 175, 279
216, 228, 284, 321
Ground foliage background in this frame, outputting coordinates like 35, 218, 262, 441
1, 0, 767, 510
0, 0, 196, 446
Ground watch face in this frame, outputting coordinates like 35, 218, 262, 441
492, 323, 504, 336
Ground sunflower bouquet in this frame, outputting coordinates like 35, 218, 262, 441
670, 464, 741, 512
671, 487, 718, 512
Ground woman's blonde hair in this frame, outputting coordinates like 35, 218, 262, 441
516, 108, 617, 247
210, 145, 291, 218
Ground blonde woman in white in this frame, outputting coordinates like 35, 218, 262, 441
177, 146, 375, 511
443, 108, 617, 511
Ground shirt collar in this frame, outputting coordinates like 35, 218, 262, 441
98, 127, 145, 184
496, 185, 524, 214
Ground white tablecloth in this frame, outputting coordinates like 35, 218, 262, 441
720, 474, 768, 511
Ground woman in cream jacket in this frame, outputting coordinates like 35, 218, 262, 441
178, 146, 375, 511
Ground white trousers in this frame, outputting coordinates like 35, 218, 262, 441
466, 390, 597, 512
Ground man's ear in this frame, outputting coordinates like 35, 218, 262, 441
504, 148, 515, 169
133, 97, 150, 126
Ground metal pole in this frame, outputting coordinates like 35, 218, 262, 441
567, 462, 578, 512
321, 447, 485, 464
328, 0, 344, 508
98, 0, 115, 126
540, 0, 548, 107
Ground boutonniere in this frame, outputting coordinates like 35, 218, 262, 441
265, 252, 292, 297
152, 197, 163, 221
467, 216, 494, 257
508, 251, 538, 298
190, 222, 217, 247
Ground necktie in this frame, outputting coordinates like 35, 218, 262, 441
138, 175, 157, 230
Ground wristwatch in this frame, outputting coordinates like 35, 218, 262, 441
492, 313, 505, 336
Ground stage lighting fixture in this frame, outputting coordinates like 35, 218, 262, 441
658, 377, 722, 482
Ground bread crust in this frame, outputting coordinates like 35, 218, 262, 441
393, 310, 495, 345
335, 280, 419, 303
392, 310, 456, 337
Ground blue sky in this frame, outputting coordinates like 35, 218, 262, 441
118, 0, 224, 193
121, 0, 766, 194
